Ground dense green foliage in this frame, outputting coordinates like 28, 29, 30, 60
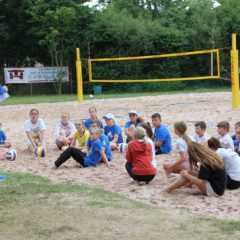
0, 0, 237, 95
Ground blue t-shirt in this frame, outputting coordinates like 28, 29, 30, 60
84, 119, 103, 130
0, 130, 7, 145
124, 121, 138, 129
154, 124, 172, 153
232, 134, 237, 141
104, 124, 123, 144
87, 134, 112, 160
84, 139, 103, 167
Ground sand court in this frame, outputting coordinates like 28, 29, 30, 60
1, 91, 240, 220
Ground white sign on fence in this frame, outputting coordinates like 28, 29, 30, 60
4, 67, 69, 84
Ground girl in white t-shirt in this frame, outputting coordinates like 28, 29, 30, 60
139, 122, 156, 168
164, 121, 192, 175
24, 109, 46, 154
208, 137, 240, 190
55, 112, 76, 150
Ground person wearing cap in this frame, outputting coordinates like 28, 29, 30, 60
103, 113, 123, 150
125, 110, 139, 143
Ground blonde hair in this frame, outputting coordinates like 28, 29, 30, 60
61, 112, 69, 118
174, 121, 192, 145
133, 126, 147, 144
188, 142, 224, 171
89, 106, 97, 112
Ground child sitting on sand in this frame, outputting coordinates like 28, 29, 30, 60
24, 109, 46, 154
208, 137, 240, 190
84, 107, 103, 130
87, 120, 112, 161
55, 113, 76, 150
165, 142, 226, 197
217, 121, 234, 150
54, 128, 112, 168
163, 121, 192, 175
103, 113, 123, 150
71, 121, 89, 151
125, 126, 156, 184
193, 121, 210, 145
151, 113, 171, 155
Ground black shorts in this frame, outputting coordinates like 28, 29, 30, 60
227, 175, 240, 190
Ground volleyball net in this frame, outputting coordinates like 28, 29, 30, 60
88, 49, 220, 83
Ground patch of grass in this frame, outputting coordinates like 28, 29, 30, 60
0, 172, 239, 240
0, 87, 231, 106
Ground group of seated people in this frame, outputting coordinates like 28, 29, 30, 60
1, 105, 240, 198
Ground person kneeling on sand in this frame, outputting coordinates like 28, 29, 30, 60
125, 126, 156, 184
208, 137, 240, 190
55, 112, 76, 150
165, 142, 226, 197
54, 128, 113, 169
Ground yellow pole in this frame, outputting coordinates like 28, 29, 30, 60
76, 48, 83, 102
231, 33, 239, 109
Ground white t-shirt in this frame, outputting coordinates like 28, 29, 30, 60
24, 118, 46, 145
175, 136, 195, 169
146, 137, 156, 168
176, 137, 189, 169
55, 121, 76, 141
216, 148, 240, 181
218, 134, 234, 150
24, 118, 46, 132
193, 132, 210, 145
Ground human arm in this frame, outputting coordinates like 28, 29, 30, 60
40, 130, 46, 146
26, 131, 37, 149
180, 170, 207, 194
164, 152, 186, 174
99, 150, 113, 168
71, 137, 77, 147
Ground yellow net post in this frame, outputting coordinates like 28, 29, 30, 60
231, 33, 239, 109
76, 48, 83, 102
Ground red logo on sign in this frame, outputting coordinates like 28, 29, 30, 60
8, 70, 24, 80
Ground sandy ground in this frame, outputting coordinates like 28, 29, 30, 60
1, 92, 240, 220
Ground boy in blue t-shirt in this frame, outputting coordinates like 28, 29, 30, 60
54, 128, 111, 168
103, 113, 123, 150
151, 113, 172, 155
87, 120, 112, 161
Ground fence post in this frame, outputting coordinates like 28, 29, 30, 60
76, 48, 83, 102
231, 33, 239, 109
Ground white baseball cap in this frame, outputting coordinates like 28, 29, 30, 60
128, 110, 138, 116
103, 113, 115, 120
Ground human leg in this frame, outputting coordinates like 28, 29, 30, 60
55, 147, 85, 168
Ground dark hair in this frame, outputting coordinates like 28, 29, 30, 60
235, 121, 240, 127
195, 121, 206, 130
207, 137, 222, 150
137, 116, 144, 123
139, 122, 153, 140
151, 113, 161, 119
217, 121, 230, 132
90, 120, 101, 128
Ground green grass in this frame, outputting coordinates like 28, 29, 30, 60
0, 87, 231, 106
0, 172, 240, 240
